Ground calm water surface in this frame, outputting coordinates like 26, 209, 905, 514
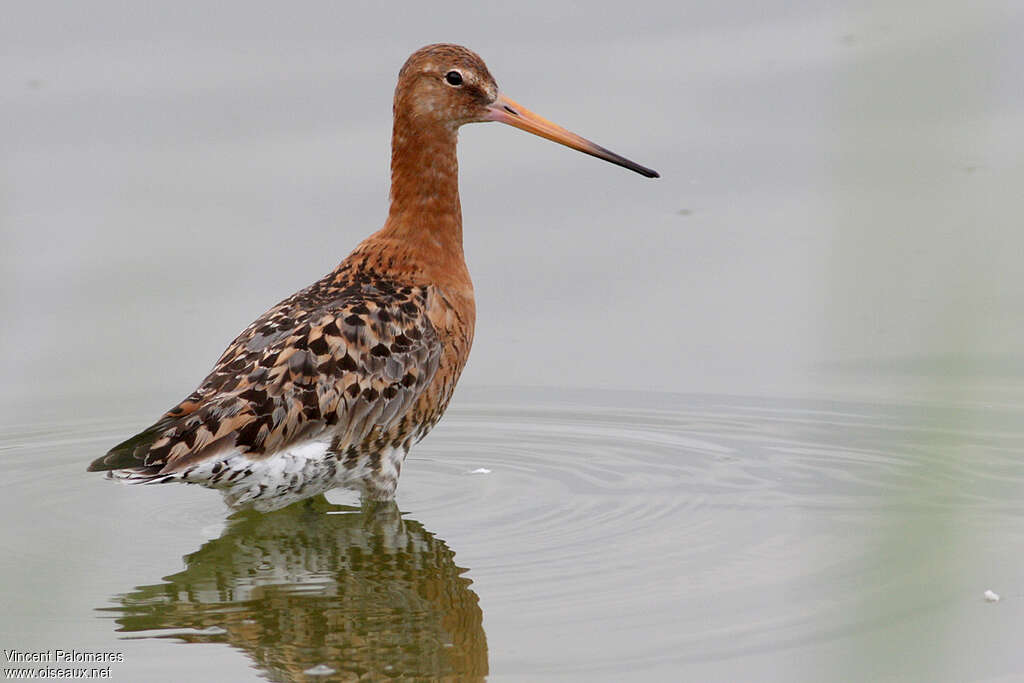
4, 1, 1024, 680
3, 388, 1023, 681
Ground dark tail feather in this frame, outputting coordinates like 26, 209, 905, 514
87, 419, 175, 472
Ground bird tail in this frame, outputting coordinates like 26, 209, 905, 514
87, 418, 176, 475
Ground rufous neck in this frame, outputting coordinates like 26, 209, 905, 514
383, 112, 463, 252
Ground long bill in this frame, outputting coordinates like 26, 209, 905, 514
485, 94, 659, 178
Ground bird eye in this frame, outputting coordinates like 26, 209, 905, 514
445, 70, 463, 86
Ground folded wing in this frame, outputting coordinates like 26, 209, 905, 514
88, 277, 441, 476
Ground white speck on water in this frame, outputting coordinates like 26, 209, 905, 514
303, 664, 336, 676
469, 468, 492, 474
984, 590, 1000, 602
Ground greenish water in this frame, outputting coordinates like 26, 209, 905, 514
4, 0, 1024, 680
3, 388, 1024, 681
107, 500, 488, 681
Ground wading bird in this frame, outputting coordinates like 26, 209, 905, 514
88, 44, 658, 511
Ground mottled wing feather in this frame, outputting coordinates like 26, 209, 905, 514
89, 273, 441, 474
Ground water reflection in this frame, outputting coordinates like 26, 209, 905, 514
100, 499, 487, 681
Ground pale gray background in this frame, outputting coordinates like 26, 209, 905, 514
3, 3, 1024, 681
5, 0, 1022, 425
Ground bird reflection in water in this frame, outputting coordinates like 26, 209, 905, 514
99, 499, 487, 681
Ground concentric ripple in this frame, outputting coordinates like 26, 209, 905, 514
3, 389, 1024, 680
397, 389, 1024, 677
